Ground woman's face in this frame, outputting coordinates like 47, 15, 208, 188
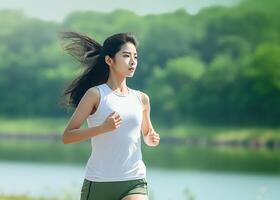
108, 42, 138, 78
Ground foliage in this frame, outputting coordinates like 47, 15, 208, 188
0, 0, 279, 125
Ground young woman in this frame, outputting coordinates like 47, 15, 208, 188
59, 32, 160, 200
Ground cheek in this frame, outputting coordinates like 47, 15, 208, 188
115, 56, 125, 63
113, 59, 128, 72
117, 57, 130, 66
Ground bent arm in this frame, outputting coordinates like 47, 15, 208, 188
140, 92, 160, 147
62, 125, 106, 144
140, 92, 154, 137
62, 87, 105, 144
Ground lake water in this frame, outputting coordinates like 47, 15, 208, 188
0, 160, 279, 200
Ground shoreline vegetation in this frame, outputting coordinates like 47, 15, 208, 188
0, 117, 280, 174
0, 117, 280, 149
0, 132, 280, 149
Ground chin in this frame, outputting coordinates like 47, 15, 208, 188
126, 73, 135, 77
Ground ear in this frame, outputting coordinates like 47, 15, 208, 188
105, 55, 114, 67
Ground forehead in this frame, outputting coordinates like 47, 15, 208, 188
119, 42, 137, 53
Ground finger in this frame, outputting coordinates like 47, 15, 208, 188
111, 113, 119, 120
153, 138, 159, 142
112, 111, 119, 117
115, 118, 122, 123
114, 115, 121, 121
154, 134, 160, 139
115, 121, 122, 127
149, 132, 156, 136
152, 134, 159, 139
148, 130, 154, 135
154, 133, 160, 138
152, 135, 159, 140
154, 137, 160, 140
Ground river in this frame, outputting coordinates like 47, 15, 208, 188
0, 160, 279, 200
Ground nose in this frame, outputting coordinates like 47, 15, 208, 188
130, 57, 137, 65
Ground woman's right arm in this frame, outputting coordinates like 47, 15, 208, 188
62, 87, 122, 144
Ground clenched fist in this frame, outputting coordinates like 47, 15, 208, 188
144, 128, 160, 147
101, 111, 122, 132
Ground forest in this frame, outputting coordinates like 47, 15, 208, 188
0, 0, 279, 126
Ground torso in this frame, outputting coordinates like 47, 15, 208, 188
85, 83, 146, 182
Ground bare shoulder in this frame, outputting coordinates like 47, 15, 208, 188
139, 91, 150, 106
86, 86, 100, 105
76, 86, 100, 111
88, 86, 100, 96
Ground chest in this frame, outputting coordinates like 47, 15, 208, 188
103, 94, 143, 125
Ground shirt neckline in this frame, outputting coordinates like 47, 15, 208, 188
104, 83, 132, 97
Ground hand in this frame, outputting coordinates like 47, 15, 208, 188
101, 111, 122, 132
144, 128, 160, 147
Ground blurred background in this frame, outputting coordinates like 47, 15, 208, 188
0, 0, 280, 199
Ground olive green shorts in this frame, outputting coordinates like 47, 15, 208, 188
80, 178, 149, 200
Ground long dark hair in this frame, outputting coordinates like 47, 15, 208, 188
58, 31, 138, 108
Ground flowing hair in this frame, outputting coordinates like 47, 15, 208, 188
58, 31, 138, 109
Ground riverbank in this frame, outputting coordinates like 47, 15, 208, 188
0, 139, 280, 174
1, 116, 280, 173
0, 116, 280, 147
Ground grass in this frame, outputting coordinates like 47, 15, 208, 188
158, 122, 280, 144
0, 194, 57, 200
0, 116, 280, 139
0, 193, 78, 200
1, 139, 280, 173
0, 116, 280, 144
0, 116, 87, 134
0, 116, 280, 145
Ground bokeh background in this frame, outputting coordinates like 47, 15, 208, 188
0, 0, 280, 199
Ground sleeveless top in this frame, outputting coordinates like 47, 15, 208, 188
84, 83, 146, 182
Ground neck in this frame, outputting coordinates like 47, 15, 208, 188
106, 74, 128, 93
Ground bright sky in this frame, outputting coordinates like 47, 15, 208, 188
0, 0, 240, 22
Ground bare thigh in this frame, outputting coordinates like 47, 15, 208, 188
121, 194, 149, 200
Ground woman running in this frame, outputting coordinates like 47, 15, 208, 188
59, 32, 160, 200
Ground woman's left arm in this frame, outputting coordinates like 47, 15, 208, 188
140, 92, 160, 147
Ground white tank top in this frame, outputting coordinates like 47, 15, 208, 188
84, 83, 146, 182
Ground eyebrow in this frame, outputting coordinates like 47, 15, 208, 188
122, 51, 137, 55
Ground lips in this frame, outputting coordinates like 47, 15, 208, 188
128, 67, 135, 71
